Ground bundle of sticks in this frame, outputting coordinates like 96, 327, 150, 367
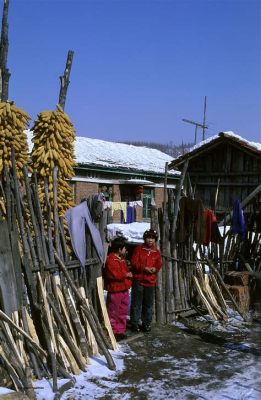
0, 155, 117, 399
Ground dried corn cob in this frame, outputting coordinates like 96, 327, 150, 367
0, 101, 30, 179
0, 101, 30, 215
31, 106, 75, 217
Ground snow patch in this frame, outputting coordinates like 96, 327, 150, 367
106, 222, 150, 243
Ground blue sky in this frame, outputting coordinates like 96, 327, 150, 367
6, 0, 261, 144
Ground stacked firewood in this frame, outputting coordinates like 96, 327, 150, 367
193, 262, 228, 322
0, 161, 116, 399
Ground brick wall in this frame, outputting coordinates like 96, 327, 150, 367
74, 181, 99, 204
112, 185, 121, 201
154, 187, 164, 209
73, 181, 165, 223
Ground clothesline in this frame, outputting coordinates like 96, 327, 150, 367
104, 200, 143, 210
104, 201, 143, 223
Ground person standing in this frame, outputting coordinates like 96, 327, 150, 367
104, 238, 132, 341
130, 229, 162, 332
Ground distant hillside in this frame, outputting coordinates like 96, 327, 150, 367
119, 141, 193, 159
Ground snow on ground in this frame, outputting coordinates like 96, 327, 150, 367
2, 315, 261, 400
106, 222, 150, 243
60, 319, 261, 400
32, 349, 126, 400
0, 387, 15, 395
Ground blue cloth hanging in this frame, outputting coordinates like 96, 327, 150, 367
127, 206, 135, 224
231, 199, 246, 240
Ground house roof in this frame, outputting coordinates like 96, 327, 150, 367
169, 131, 261, 170
27, 131, 179, 176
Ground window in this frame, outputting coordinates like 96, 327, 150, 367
98, 185, 113, 201
143, 188, 154, 221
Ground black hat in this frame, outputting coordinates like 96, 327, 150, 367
143, 229, 158, 241
110, 237, 127, 252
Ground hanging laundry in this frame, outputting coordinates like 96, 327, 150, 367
203, 209, 221, 245
127, 206, 135, 223
129, 200, 143, 208
65, 201, 105, 268
104, 201, 112, 210
231, 199, 246, 240
88, 193, 106, 222
111, 202, 127, 222
177, 197, 205, 243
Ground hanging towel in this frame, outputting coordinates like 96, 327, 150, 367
231, 199, 246, 240
65, 202, 105, 268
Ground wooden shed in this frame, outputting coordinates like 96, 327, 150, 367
169, 132, 261, 218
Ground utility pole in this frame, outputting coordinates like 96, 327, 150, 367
182, 96, 208, 144
202, 95, 207, 140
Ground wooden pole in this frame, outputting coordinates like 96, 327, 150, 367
171, 160, 189, 246
54, 251, 116, 370
0, 310, 47, 357
58, 50, 74, 110
0, 0, 10, 101
170, 160, 189, 311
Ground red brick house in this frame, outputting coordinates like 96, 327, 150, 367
71, 136, 179, 222
28, 132, 180, 222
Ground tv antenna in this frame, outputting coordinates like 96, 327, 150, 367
182, 96, 208, 144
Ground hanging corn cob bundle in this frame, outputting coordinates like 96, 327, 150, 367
0, 101, 30, 215
30, 106, 75, 218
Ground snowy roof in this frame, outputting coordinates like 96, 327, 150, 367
190, 131, 261, 153
26, 131, 179, 176
169, 131, 261, 169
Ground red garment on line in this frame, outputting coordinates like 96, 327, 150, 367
204, 209, 217, 245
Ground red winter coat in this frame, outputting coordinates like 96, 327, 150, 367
104, 253, 132, 293
131, 244, 162, 287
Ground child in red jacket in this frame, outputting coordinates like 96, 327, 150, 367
105, 238, 132, 341
130, 229, 162, 332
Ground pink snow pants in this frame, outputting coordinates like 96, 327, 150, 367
106, 290, 129, 334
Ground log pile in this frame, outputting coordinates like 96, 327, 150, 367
0, 160, 116, 399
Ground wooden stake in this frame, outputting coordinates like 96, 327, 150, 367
96, 277, 118, 351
